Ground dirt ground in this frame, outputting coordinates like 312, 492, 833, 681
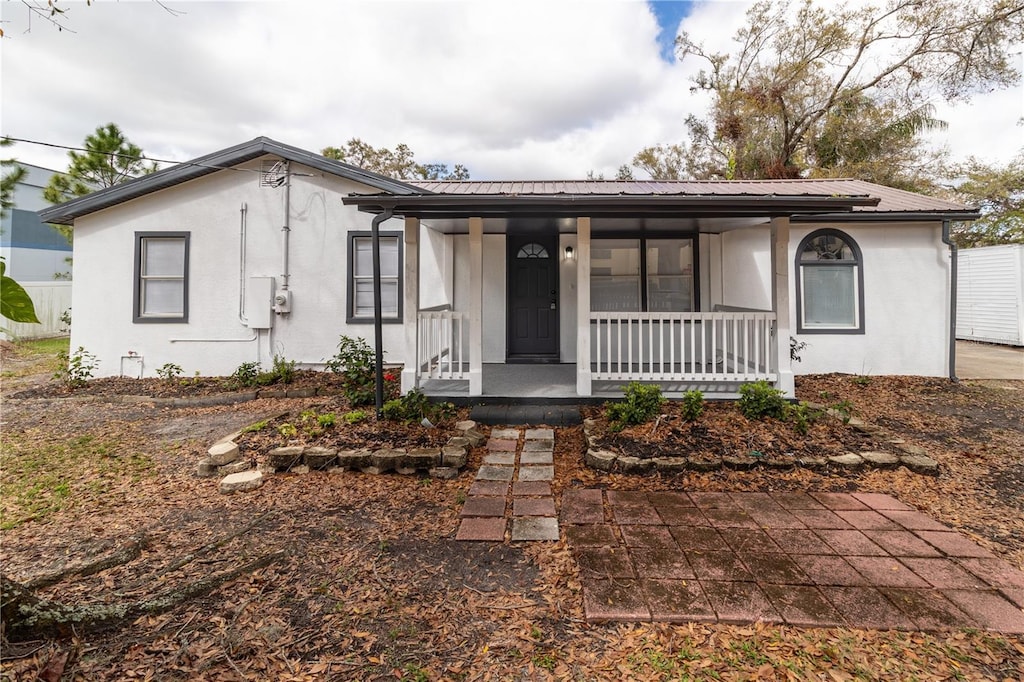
1, 346, 1023, 681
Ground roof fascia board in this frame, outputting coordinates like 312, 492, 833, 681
791, 211, 981, 222
39, 137, 425, 225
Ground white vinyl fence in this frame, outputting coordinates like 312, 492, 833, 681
1, 281, 72, 341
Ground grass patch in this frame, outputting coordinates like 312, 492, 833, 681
1, 336, 69, 379
0, 433, 154, 530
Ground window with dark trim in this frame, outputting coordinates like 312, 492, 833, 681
347, 231, 403, 323
795, 228, 864, 334
134, 232, 189, 323
590, 237, 696, 312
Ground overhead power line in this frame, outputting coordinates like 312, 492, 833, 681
2, 136, 314, 177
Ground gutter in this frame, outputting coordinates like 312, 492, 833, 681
941, 219, 959, 382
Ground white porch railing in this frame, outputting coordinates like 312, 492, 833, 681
590, 311, 777, 383
417, 310, 469, 380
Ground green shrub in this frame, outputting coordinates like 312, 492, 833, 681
277, 423, 297, 438
342, 410, 366, 424
382, 388, 453, 424
317, 412, 336, 428
53, 346, 98, 389
738, 380, 787, 420
383, 388, 431, 422
271, 354, 296, 384
605, 382, 664, 431
786, 401, 822, 435
155, 362, 183, 382
680, 389, 705, 421
231, 361, 261, 388
326, 335, 377, 406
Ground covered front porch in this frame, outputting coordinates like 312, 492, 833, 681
343, 181, 878, 400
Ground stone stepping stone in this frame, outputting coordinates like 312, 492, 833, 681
520, 451, 553, 465
518, 465, 554, 482
483, 452, 516, 465
525, 428, 554, 440
487, 439, 517, 452
522, 439, 554, 452
477, 465, 514, 482
511, 517, 559, 541
513, 497, 557, 517
469, 481, 510, 496
219, 470, 263, 494
491, 428, 520, 440
512, 481, 551, 496
456, 517, 506, 542
460, 497, 507, 518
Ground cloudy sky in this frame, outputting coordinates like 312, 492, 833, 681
2, 0, 1022, 180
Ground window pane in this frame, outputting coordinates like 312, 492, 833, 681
354, 237, 399, 277
516, 243, 549, 259
144, 239, 185, 276
591, 240, 639, 276
379, 239, 399, 277
800, 234, 854, 261
354, 280, 398, 317
591, 239, 639, 311
591, 277, 640, 312
803, 265, 856, 326
647, 240, 693, 311
143, 280, 184, 315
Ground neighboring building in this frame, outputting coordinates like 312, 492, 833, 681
40, 138, 977, 397
957, 244, 1024, 347
1, 163, 73, 281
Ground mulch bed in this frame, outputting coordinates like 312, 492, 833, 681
9, 369, 349, 399
233, 400, 467, 452
583, 400, 891, 463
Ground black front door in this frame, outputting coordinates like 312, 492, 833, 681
507, 235, 559, 360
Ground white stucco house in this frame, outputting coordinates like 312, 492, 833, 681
39, 137, 978, 399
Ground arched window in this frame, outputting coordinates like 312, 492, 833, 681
516, 243, 549, 259
795, 229, 864, 334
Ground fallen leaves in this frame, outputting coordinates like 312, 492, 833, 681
2, 363, 1024, 679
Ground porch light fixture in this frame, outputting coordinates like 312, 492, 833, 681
564, 245, 575, 262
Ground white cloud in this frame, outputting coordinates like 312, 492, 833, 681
1, 0, 1020, 181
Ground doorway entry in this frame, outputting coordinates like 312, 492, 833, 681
506, 235, 559, 361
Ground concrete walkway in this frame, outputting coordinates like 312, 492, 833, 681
564, 490, 1024, 632
455, 428, 560, 542
957, 340, 1024, 380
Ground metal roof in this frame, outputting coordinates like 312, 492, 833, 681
38, 137, 425, 225
410, 178, 972, 214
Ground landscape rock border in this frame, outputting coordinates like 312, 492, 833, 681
201, 420, 487, 493
581, 408, 940, 477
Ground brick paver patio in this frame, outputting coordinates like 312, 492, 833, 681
564, 490, 1024, 632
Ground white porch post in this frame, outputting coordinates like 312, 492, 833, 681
771, 216, 795, 397
576, 217, 592, 396
401, 216, 420, 393
468, 216, 484, 396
